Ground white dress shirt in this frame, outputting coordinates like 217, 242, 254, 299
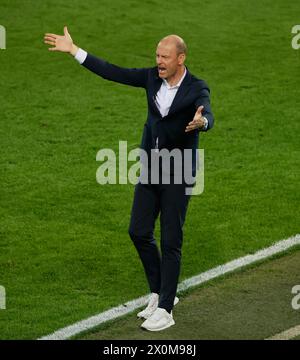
75, 48, 88, 64
154, 67, 186, 117
74, 48, 208, 130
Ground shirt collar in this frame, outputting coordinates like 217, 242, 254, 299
163, 67, 187, 89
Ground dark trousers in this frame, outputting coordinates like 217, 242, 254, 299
128, 179, 191, 312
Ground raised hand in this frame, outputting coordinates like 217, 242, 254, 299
44, 26, 77, 54
185, 105, 206, 132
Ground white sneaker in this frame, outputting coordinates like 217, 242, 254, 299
141, 307, 175, 331
137, 293, 179, 319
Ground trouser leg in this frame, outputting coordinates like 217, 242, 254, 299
158, 182, 191, 312
128, 182, 161, 294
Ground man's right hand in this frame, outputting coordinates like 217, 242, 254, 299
44, 26, 78, 55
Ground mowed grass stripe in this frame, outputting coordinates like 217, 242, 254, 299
79, 245, 300, 340
39, 234, 300, 340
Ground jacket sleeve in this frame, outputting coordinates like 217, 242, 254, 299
81, 53, 148, 88
194, 81, 214, 131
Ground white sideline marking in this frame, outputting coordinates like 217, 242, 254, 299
266, 324, 300, 340
39, 234, 300, 340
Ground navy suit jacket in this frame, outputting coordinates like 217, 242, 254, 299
81, 53, 214, 176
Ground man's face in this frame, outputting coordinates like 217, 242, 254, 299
156, 42, 184, 80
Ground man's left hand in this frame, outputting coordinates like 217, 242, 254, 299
185, 105, 206, 132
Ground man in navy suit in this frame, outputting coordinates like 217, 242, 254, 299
44, 27, 214, 331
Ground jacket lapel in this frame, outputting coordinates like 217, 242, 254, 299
166, 68, 192, 117
150, 67, 192, 117
150, 71, 163, 116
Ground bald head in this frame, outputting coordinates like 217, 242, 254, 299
158, 34, 187, 55
156, 34, 187, 85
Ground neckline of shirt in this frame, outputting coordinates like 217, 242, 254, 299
162, 67, 187, 90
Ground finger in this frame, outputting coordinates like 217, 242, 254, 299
44, 41, 55, 46
188, 119, 200, 126
48, 47, 57, 51
196, 105, 204, 114
185, 125, 195, 132
44, 37, 57, 43
64, 26, 69, 36
44, 40, 56, 46
45, 33, 58, 38
44, 36, 56, 41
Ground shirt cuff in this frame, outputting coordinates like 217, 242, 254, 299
74, 48, 87, 64
202, 117, 209, 131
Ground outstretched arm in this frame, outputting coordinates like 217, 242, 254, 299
44, 26, 148, 88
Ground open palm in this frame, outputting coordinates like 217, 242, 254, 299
44, 26, 73, 52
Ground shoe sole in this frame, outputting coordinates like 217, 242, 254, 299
137, 297, 179, 319
141, 319, 175, 331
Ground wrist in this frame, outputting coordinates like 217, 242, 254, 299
70, 44, 79, 56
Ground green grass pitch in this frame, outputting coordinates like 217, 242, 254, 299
0, 0, 299, 339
